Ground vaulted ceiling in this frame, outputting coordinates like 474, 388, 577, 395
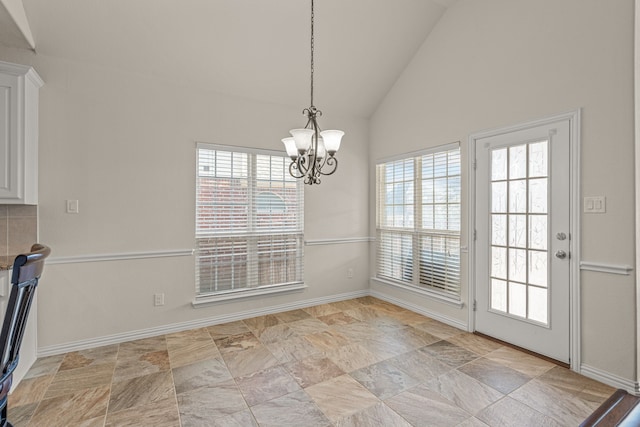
1, 0, 457, 118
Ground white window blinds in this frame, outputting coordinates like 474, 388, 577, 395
196, 144, 304, 297
376, 144, 461, 299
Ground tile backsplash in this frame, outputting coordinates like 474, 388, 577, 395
0, 205, 38, 257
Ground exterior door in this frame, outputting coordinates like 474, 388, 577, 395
474, 117, 571, 363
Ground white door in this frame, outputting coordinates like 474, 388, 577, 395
474, 117, 571, 363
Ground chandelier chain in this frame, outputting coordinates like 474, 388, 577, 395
310, 0, 315, 108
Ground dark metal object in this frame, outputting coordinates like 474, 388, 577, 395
0, 244, 50, 427
287, 0, 339, 185
288, 108, 339, 185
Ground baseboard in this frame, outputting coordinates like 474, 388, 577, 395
580, 364, 640, 395
37, 289, 369, 357
369, 289, 467, 331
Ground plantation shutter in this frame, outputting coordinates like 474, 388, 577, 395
376, 144, 461, 299
196, 144, 304, 296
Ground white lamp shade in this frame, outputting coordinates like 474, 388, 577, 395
282, 137, 298, 158
290, 128, 314, 153
320, 130, 344, 154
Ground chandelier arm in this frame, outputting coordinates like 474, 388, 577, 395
298, 156, 310, 174
318, 156, 338, 176
291, 155, 311, 178
288, 161, 305, 179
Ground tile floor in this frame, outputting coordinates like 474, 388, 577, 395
7, 297, 614, 426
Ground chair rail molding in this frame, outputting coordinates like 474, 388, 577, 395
46, 249, 194, 265
579, 261, 634, 276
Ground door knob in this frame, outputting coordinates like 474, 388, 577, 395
555, 250, 567, 259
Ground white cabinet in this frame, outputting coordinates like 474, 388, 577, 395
0, 61, 43, 204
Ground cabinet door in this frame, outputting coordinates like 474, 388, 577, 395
0, 73, 19, 200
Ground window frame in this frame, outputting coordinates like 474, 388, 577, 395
193, 143, 305, 306
375, 142, 462, 305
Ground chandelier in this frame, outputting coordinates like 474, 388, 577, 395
281, 0, 344, 185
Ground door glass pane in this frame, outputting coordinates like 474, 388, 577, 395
492, 214, 507, 246
491, 279, 507, 312
492, 148, 507, 181
528, 287, 548, 323
491, 247, 507, 280
509, 145, 527, 179
508, 215, 526, 248
492, 182, 507, 213
529, 215, 547, 250
528, 250, 548, 287
490, 140, 549, 326
529, 141, 548, 178
529, 178, 548, 213
508, 248, 526, 283
508, 180, 527, 213
508, 282, 526, 317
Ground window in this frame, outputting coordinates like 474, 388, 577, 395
376, 143, 461, 300
195, 143, 304, 300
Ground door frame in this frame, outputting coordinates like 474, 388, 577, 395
468, 110, 581, 371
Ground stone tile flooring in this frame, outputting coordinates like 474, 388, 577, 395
8, 297, 614, 426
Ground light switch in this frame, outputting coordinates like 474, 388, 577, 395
66, 199, 79, 214
584, 196, 605, 213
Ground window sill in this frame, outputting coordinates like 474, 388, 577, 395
192, 282, 307, 307
370, 277, 465, 309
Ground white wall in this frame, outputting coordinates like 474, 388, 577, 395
370, 0, 636, 382
0, 46, 370, 350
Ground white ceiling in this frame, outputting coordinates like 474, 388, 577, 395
4, 0, 457, 118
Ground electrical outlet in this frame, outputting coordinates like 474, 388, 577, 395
347, 268, 354, 279
66, 199, 79, 214
154, 293, 165, 306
